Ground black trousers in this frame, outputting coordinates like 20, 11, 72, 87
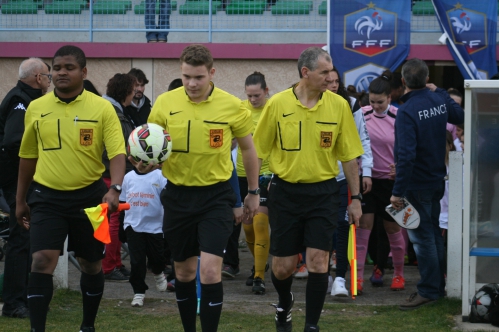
126, 226, 165, 294
1, 181, 31, 313
223, 222, 241, 268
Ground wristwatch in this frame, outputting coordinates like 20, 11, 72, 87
350, 193, 363, 201
248, 188, 261, 195
110, 184, 122, 193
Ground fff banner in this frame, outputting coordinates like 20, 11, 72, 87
432, 0, 497, 79
328, 0, 411, 91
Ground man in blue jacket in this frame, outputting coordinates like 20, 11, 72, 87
390, 58, 464, 310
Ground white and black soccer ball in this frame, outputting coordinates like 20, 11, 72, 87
470, 283, 499, 323
128, 123, 172, 166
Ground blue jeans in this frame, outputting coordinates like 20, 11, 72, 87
145, 0, 171, 41
405, 182, 445, 300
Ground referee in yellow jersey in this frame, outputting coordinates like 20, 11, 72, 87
16, 45, 126, 332
141, 44, 260, 332
253, 47, 364, 332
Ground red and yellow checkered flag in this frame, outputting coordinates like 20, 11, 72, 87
83, 203, 130, 244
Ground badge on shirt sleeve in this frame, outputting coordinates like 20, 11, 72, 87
320, 131, 332, 148
80, 129, 93, 146
210, 129, 223, 148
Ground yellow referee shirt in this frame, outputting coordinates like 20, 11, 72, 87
236, 100, 270, 177
148, 84, 253, 186
19, 90, 125, 190
253, 87, 363, 183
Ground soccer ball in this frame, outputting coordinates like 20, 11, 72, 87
127, 123, 172, 165
470, 283, 499, 323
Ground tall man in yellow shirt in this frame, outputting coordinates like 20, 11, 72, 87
16, 45, 126, 332
253, 47, 364, 332
145, 44, 260, 332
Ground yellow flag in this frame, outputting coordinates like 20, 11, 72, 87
348, 224, 357, 297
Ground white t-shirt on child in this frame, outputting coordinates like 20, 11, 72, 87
119, 169, 167, 234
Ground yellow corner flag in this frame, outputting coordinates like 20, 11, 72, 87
83, 203, 130, 244
348, 224, 357, 298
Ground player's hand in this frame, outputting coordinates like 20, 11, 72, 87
233, 207, 244, 225
103, 190, 120, 213
128, 156, 161, 174
388, 163, 396, 180
362, 176, 372, 194
243, 194, 259, 221
16, 201, 31, 230
390, 195, 404, 211
347, 200, 362, 227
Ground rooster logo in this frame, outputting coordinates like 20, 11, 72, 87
403, 207, 414, 225
451, 12, 471, 34
354, 11, 383, 39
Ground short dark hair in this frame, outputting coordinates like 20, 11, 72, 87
447, 88, 462, 99
297, 47, 331, 78
390, 72, 403, 90
106, 73, 136, 104
53, 45, 86, 69
168, 78, 183, 91
84, 79, 101, 96
402, 58, 429, 89
245, 71, 267, 90
180, 44, 213, 70
369, 70, 393, 95
331, 67, 350, 104
128, 68, 149, 85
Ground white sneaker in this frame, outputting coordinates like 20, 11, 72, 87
331, 277, 349, 297
131, 293, 145, 307
154, 272, 167, 292
326, 275, 334, 294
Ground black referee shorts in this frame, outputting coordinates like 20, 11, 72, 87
361, 178, 396, 222
29, 179, 108, 262
161, 180, 236, 262
268, 175, 339, 257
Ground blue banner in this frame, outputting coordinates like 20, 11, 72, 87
432, 0, 497, 79
328, 0, 411, 91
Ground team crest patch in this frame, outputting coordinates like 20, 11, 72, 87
321, 131, 332, 148
210, 129, 223, 148
80, 129, 93, 146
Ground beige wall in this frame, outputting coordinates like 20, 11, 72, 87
0, 58, 299, 103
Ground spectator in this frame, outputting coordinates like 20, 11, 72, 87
83, 79, 101, 96
125, 68, 152, 126
101, 73, 138, 282
445, 87, 463, 140
390, 72, 404, 108
0, 57, 51, 319
145, 0, 171, 42
390, 58, 464, 310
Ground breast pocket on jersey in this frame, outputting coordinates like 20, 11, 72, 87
278, 121, 301, 151
36, 119, 62, 151
74, 119, 99, 152
315, 121, 337, 151
203, 121, 228, 153
168, 120, 191, 153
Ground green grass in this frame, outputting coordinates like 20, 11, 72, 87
1, 289, 462, 331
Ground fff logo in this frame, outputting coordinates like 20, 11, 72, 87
447, 8, 487, 54
344, 7, 397, 57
